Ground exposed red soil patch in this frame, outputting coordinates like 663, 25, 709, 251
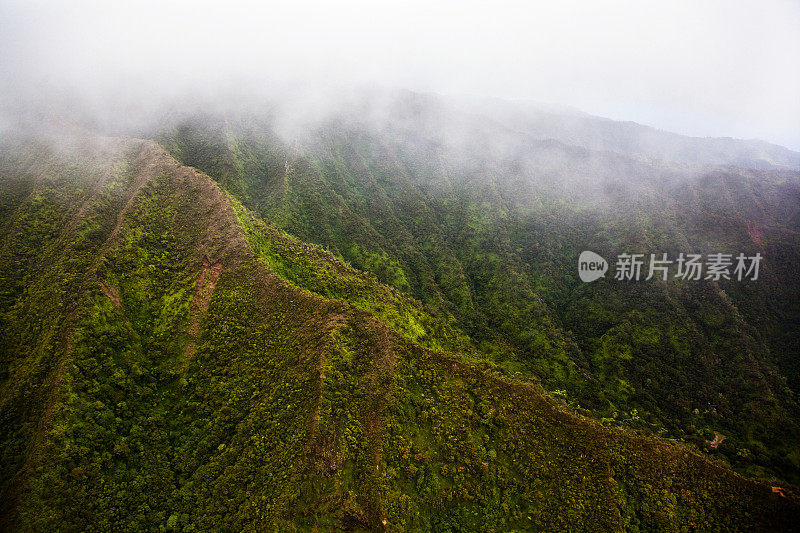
182, 255, 222, 372
706, 431, 726, 449
97, 280, 121, 308
747, 220, 763, 246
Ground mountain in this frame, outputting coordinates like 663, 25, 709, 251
448, 95, 800, 171
1, 91, 799, 530
155, 91, 800, 482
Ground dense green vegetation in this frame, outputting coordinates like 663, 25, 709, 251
1, 99, 799, 531
157, 105, 800, 488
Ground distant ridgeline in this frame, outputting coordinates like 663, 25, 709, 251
0, 93, 799, 530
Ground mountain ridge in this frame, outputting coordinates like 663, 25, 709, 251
2, 84, 800, 529
154, 97, 800, 488
1, 132, 799, 530
405, 90, 800, 171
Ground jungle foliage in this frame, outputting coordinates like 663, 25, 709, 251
158, 106, 800, 489
0, 102, 799, 531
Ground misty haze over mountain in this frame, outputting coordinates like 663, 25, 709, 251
1, 0, 799, 149
2, 1, 800, 531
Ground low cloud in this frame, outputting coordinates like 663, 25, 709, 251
1, 0, 799, 148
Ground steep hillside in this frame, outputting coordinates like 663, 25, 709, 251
156, 100, 800, 487
1, 133, 798, 531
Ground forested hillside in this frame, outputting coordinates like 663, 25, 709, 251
1, 91, 799, 531
156, 93, 800, 487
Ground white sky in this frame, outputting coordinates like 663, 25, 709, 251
2, 0, 799, 148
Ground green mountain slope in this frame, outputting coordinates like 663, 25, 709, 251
155, 99, 800, 487
1, 133, 798, 531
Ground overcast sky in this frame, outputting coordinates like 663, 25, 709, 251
1, 0, 799, 149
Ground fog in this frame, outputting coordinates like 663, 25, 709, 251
1, 0, 799, 149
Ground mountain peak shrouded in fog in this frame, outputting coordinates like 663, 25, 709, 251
5, 85, 800, 177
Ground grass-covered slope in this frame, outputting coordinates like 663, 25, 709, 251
0, 134, 798, 531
